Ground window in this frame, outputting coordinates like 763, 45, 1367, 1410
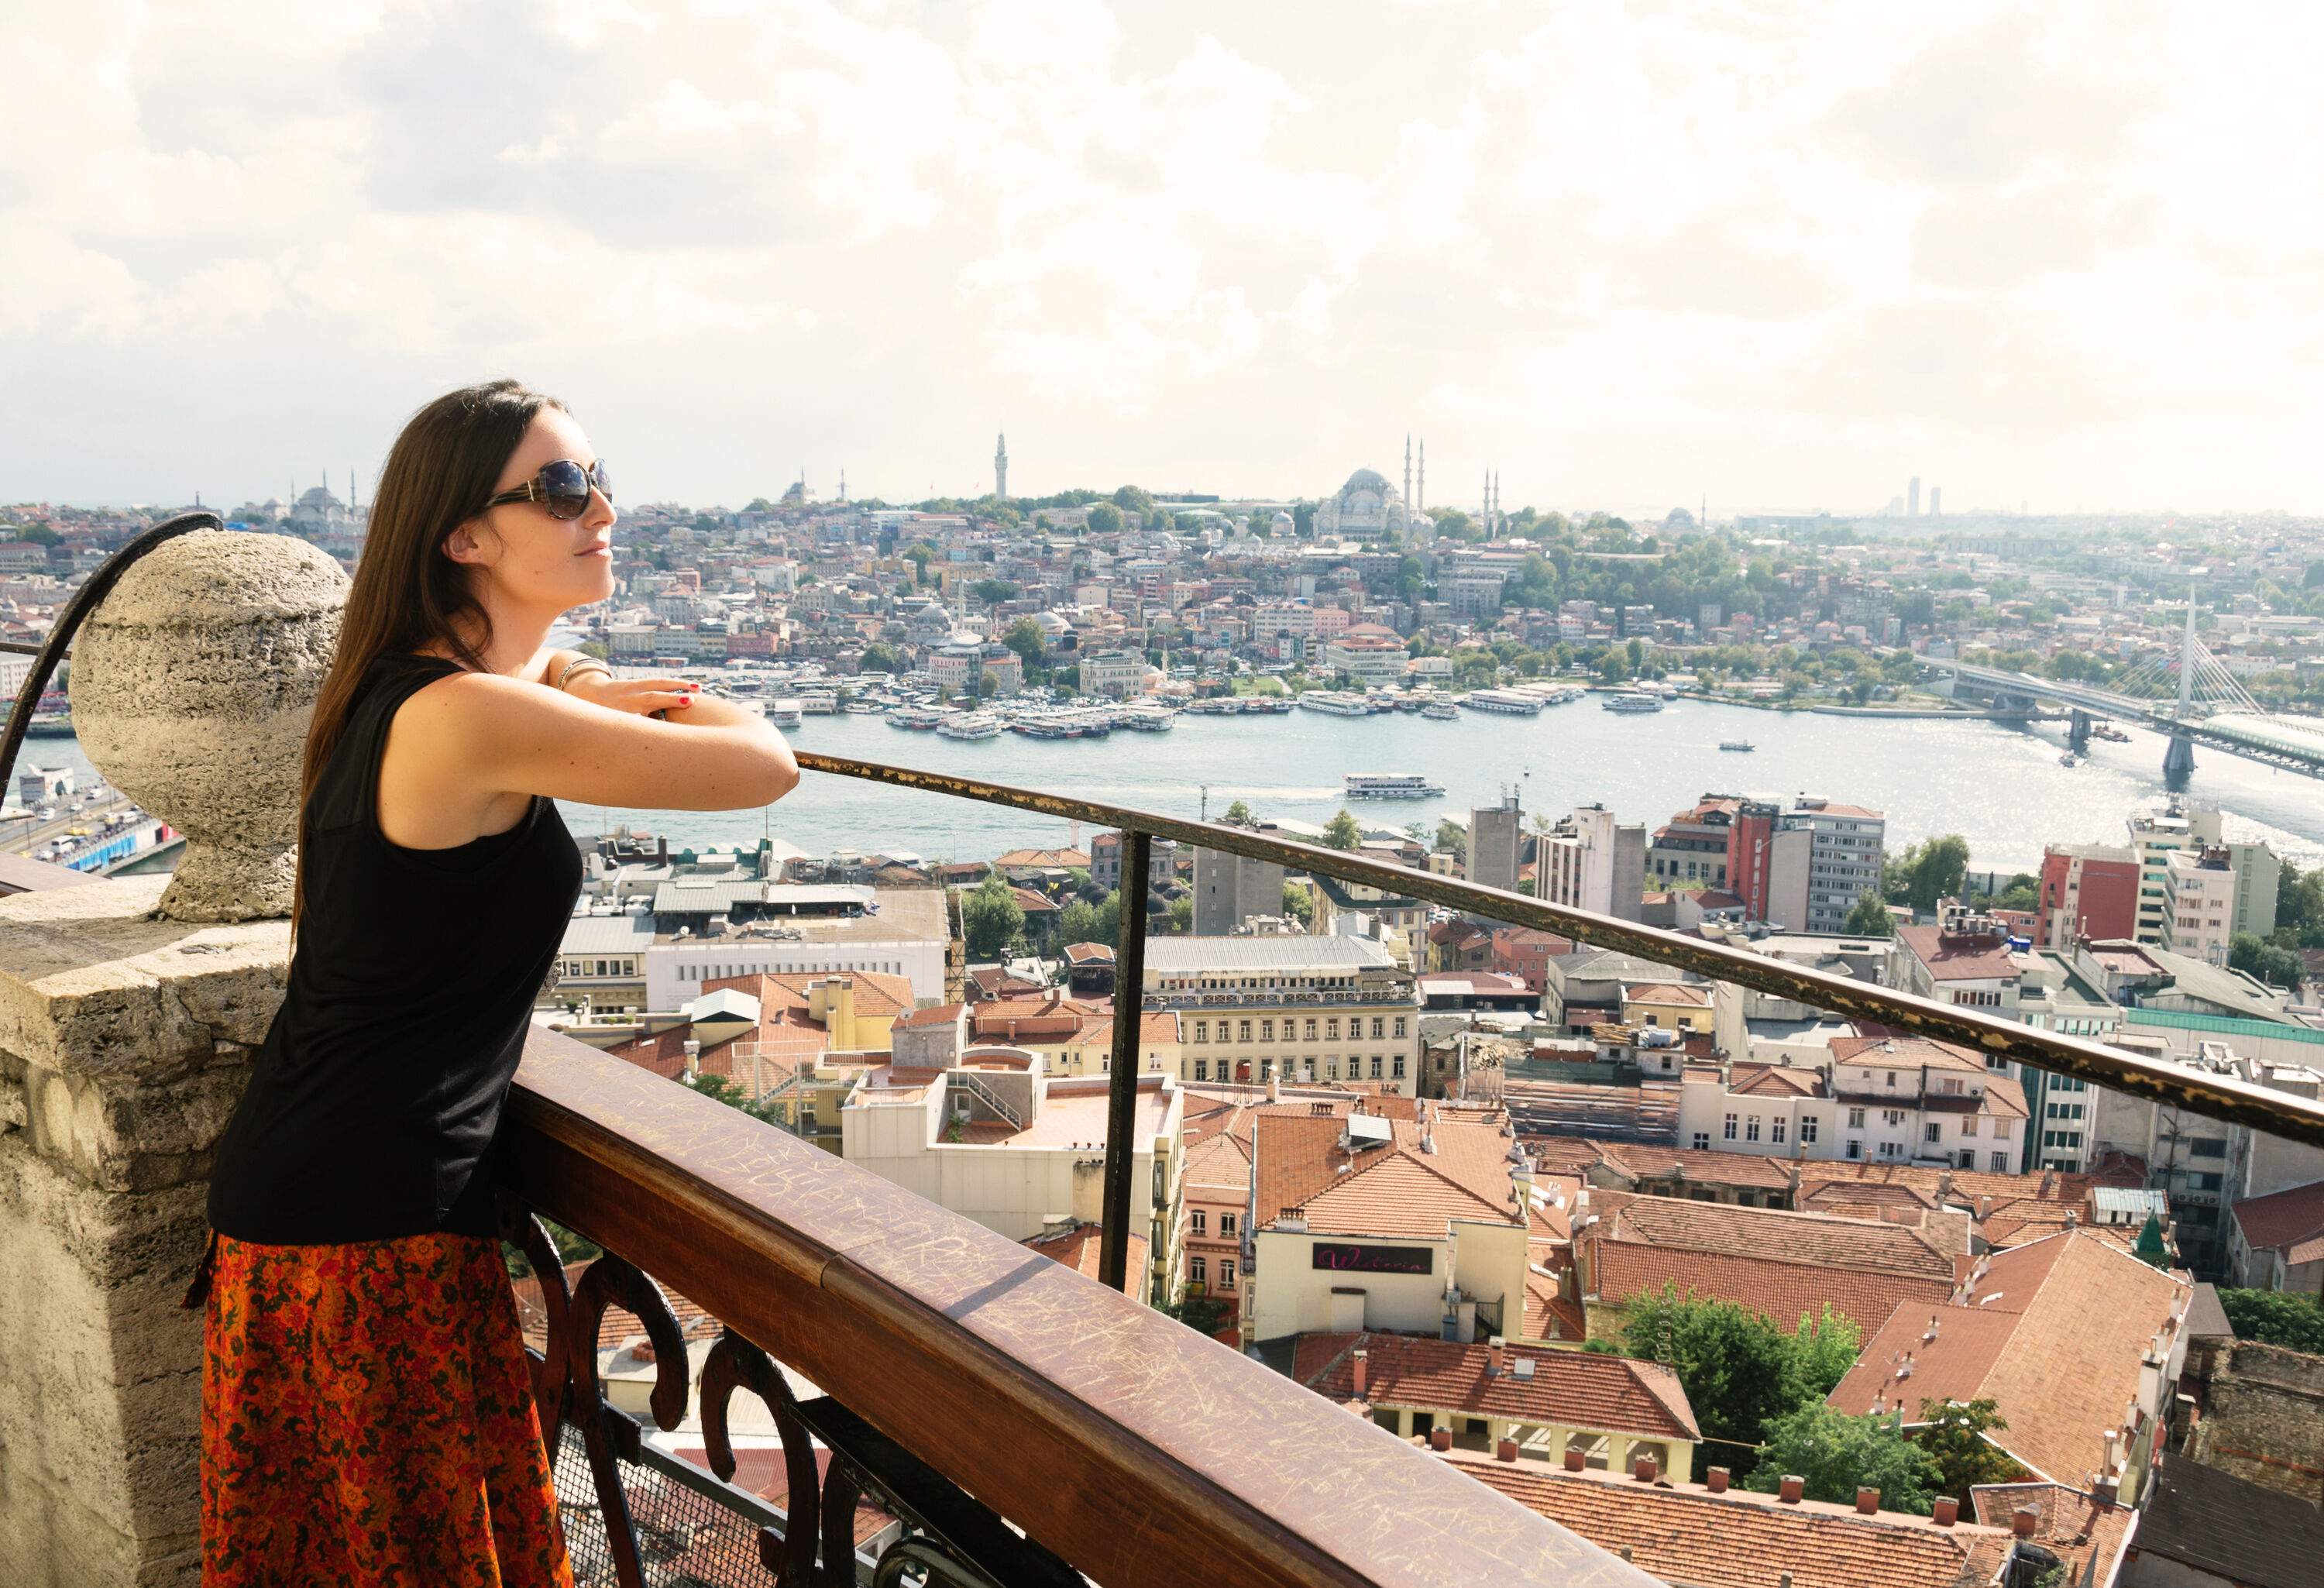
1194, 1060, 1208, 1081
1372, 1016, 1385, 1040
1991, 1151, 2009, 1172
1745, 1117, 1762, 1143
1370, 1056, 1384, 1080
1394, 1016, 1407, 1038
1800, 1119, 1818, 1144
1960, 1118, 1977, 1137
1878, 1141, 1901, 1160
1325, 1018, 1340, 1040
1190, 1211, 1206, 1236
1723, 1113, 1738, 1141
1924, 1123, 1943, 1143
1191, 1257, 1207, 1285
1392, 1056, 1406, 1080
1848, 1108, 1866, 1129
1772, 1119, 1787, 1144
1305, 1019, 1318, 1040
1220, 1260, 1236, 1288
1992, 1119, 2012, 1140
1237, 1019, 1252, 1042
1693, 1133, 1710, 1150
1220, 1212, 1236, 1236
1327, 1060, 1339, 1081
1260, 1019, 1274, 1042
2190, 1139, 2226, 1160
1846, 1140, 1864, 1160
1883, 1109, 1906, 1128
1885, 1071, 1896, 1088
1642, 1014, 1659, 1026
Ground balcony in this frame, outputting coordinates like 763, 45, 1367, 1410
10, 520, 2324, 1586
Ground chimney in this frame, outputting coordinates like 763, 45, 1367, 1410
682, 1037, 700, 1078
1488, 1336, 1506, 1376
1564, 1446, 1587, 1472
1855, 1487, 1879, 1514
1706, 1467, 1731, 1493
2012, 1507, 2039, 1539
1778, 1474, 1804, 1504
1497, 1437, 1519, 1463
1428, 1427, 1452, 1452
631, 1337, 656, 1365
1634, 1455, 1659, 1483
2091, 1473, 2119, 1508
1932, 1497, 1958, 1528
1351, 1349, 1368, 1398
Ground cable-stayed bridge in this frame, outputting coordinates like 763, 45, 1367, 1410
1929, 603, 2324, 779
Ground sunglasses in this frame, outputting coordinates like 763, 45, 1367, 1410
480, 458, 612, 521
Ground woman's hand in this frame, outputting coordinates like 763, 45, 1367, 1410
563, 672, 700, 717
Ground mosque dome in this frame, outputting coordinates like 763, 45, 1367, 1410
1341, 468, 1392, 496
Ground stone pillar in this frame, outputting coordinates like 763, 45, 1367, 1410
1546, 1426, 1571, 1466
1607, 1434, 1633, 1474
0, 528, 339, 1585
0, 877, 290, 1586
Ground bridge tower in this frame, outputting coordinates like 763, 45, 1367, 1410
2165, 594, 2198, 779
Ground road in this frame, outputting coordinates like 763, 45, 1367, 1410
0, 785, 146, 860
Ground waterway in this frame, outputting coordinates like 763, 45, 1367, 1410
19, 697, 2316, 875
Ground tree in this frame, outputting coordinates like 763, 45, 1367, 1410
2229, 931, 2305, 990
1436, 819, 1468, 861
1281, 880, 1315, 927
971, 578, 1019, 607
1614, 1288, 1852, 1456
1914, 1399, 2019, 1503
1844, 891, 1896, 937
1223, 799, 1255, 826
2218, 1287, 2324, 1353
1166, 895, 1194, 933
1742, 1405, 1941, 1514
1002, 617, 1047, 666
1322, 809, 1363, 851
961, 876, 1025, 960
1112, 484, 1155, 517
1887, 835, 1969, 913
1085, 502, 1124, 534
859, 642, 902, 673
1057, 899, 1104, 947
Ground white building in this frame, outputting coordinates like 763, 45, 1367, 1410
1535, 803, 1647, 923
1672, 1034, 2029, 1173
1079, 648, 1149, 697
1145, 935, 1422, 1095
2161, 846, 2238, 967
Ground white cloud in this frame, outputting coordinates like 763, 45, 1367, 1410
2, 0, 2321, 511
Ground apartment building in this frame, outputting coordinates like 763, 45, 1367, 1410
1672, 1035, 2028, 1174
1147, 936, 1422, 1095
840, 1052, 1186, 1306
1792, 798, 1886, 933
2033, 841, 2140, 948
2161, 845, 2238, 966
1535, 803, 1646, 923
2128, 803, 2195, 945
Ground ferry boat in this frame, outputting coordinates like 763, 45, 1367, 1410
1344, 773, 1446, 799
889, 707, 949, 731
1297, 691, 1372, 717
766, 699, 804, 729
937, 713, 1002, 741
1422, 700, 1461, 721
1243, 696, 1294, 714
1463, 689, 1546, 716
798, 689, 839, 715
1118, 706, 1177, 732
1718, 740, 1754, 752
1601, 692, 1665, 713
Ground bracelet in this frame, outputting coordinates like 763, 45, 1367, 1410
555, 657, 614, 692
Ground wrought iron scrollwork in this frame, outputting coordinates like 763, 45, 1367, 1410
497, 1188, 1075, 1588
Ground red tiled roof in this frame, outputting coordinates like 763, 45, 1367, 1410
1827, 1230, 2189, 1486
1589, 1239, 1950, 1338
1294, 1331, 1699, 1441
1450, 1456, 2013, 1588
2230, 1177, 2324, 1256
1892, 926, 2016, 982
1827, 1033, 1990, 1073
1624, 983, 1713, 1006
1596, 1193, 1958, 1279
1968, 1483, 2132, 1588
1588, 1141, 1796, 1189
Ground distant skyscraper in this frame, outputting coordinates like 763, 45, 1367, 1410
994, 432, 1008, 502
1469, 792, 1521, 895
1930, 486, 1941, 517
1908, 476, 1921, 517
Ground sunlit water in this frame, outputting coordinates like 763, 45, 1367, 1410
23, 698, 2320, 875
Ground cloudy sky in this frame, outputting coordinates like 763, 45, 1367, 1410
4, 1, 2319, 516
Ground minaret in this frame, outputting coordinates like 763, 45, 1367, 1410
1404, 434, 1412, 506
1482, 470, 1490, 533
839, 468, 847, 503
994, 431, 1009, 502
350, 468, 359, 514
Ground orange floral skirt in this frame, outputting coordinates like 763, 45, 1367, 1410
190, 1228, 576, 1586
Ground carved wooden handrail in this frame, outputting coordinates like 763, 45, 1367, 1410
500, 1025, 1659, 1588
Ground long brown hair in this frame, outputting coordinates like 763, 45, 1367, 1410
290, 379, 566, 951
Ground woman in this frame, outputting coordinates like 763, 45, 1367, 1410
182, 379, 799, 1584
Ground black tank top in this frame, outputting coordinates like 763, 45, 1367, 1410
205, 650, 583, 1244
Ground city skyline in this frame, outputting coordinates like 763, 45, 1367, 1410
5, 3, 2322, 514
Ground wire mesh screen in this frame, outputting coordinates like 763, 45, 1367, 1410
549, 1421, 788, 1588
